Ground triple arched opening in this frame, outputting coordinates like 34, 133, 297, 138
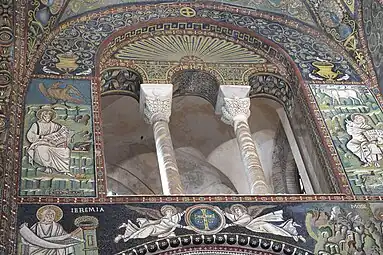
100, 67, 333, 195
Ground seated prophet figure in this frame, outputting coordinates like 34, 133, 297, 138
346, 114, 383, 167
26, 106, 72, 176
19, 205, 83, 255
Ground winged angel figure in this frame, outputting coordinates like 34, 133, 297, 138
114, 205, 189, 243
221, 204, 306, 242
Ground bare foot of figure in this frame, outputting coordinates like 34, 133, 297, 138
64, 172, 74, 177
45, 167, 53, 174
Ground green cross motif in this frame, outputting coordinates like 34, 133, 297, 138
194, 209, 216, 231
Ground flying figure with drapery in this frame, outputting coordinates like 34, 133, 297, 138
220, 204, 306, 242
114, 205, 190, 243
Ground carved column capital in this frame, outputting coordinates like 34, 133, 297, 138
140, 84, 173, 124
143, 97, 172, 124
221, 96, 251, 126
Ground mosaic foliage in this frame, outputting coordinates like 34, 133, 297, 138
20, 79, 96, 197
36, 5, 361, 83
101, 68, 142, 100
0, 0, 14, 249
363, 0, 383, 89
172, 70, 220, 106
307, 0, 367, 71
16, 202, 383, 254
27, 0, 65, 59
59, 0, 316, 26
249, 74, 293, 112
311, 84, 383, 195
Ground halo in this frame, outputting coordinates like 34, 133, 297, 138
351, 113, 367, 122
230, 204, 247, 213
36, 106, 57, 120
160, 205, 177, 215
36, 205, 63, 222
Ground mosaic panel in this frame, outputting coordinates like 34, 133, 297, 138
20, 79, 96, 197
15, 201, 383, 255
311, 84, 383, 195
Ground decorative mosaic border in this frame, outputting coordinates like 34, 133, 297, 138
2, 1, 383, 253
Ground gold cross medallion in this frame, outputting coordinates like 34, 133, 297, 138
180, 7, 196, 18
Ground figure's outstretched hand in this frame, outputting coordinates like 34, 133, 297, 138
180, 225, 193, 231
20, 223, 28, 229
70, 228, 82, 237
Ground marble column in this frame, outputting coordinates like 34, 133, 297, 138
216, 85, 271, 194
140, 84, 184, 195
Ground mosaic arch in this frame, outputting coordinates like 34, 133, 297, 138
1, 0, 383, 253
27, 0, 375, 83
97, 22, 296, 86
25, 3, 367, 83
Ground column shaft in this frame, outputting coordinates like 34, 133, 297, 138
152, 120, 184, 195
216, 86, 271, 194
234, 119, 271, 194
140, 84, 184, 195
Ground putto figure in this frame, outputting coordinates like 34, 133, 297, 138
345, 114, 383, 167
26, 106, 73, 176
19, 205, 83, 254
115, 205, 188, 243
221, 204, 306, 242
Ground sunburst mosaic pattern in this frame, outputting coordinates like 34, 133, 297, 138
114, 34, 267, 64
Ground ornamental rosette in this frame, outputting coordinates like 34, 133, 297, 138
143, 97, 172, 124
221, 97, 251, 126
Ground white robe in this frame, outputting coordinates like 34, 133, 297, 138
23, 222, 75, 255
346, 122, 383, 164
225, 210, 300, 239
26, 121, 70, 174
118, 214, 182, 242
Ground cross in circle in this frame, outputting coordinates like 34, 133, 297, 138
194, 209, 216, 230
180, 7, 196, 18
